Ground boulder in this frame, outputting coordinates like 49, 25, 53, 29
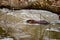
0, 0, 60, 14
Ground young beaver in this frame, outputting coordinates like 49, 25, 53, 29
26, 20, 50, 25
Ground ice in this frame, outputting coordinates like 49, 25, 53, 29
0, 38, 13, 40
46, 28, 60, 32
0, 8, 59, 40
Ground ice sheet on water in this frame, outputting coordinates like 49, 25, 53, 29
0, 8, 59, 40
0, 38, 13, 40
44, 36, 59, 40
6, 9, 59, 22
46, 28, 60, 32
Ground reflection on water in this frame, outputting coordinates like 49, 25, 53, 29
0, 8, 60, 40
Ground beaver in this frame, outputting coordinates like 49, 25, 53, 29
26, 19, 50, 25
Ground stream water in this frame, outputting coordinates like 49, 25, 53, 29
0, 8, 60, 40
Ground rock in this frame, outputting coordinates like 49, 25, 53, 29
0, 0, 37, 9
0, 0, 60, 14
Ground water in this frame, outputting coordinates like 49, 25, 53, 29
0, 8, 60, 40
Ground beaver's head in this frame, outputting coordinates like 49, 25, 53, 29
26, 20, 37, 24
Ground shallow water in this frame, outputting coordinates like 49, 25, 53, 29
0, 8, 60, 40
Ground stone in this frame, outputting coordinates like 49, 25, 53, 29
0, 0, 60, 14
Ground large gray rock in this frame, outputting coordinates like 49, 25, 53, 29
0, 0, 60, 14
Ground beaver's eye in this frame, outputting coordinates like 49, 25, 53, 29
26, 20, 31, 23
